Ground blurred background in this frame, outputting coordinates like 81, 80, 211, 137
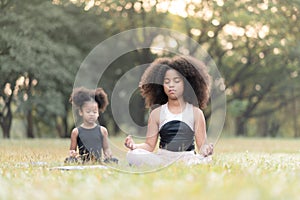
0, 0, 299, 139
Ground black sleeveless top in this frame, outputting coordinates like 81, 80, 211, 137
158, 103, 195, 152
77, 125, 103, 161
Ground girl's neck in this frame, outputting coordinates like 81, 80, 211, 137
81, 123, 97, 129
167, 99, 186, 114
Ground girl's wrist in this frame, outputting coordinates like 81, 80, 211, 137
199, 143, 214, 156
69, 150, 76, 156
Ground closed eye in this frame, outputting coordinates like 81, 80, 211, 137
174, 77, 182, 83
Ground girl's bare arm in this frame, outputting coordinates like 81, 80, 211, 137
69, 128, 79, 156
101, 126, 112, 159
194, 107, 213, 156
124, 108, 160, 152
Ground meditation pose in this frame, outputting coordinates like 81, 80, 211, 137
124, 56, 213, 166
66, 87, 117, 164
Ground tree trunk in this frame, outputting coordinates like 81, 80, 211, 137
1, 114, 11, 138
291, 88, 299, 138
257, 116, 268, 137
63, 115, 68, 138
269, 120, 280, 137
235, 116, 247, 136
0, 105, 12, 138
26, 110, 34, 138
1, 124, 10, 138
62, 102, 70, 138
56, 117, 64, 138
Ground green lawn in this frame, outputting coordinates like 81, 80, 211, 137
0, 137, 299, 200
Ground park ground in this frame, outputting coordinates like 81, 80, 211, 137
0, 137, 299, 200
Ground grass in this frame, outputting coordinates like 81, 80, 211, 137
0, 137, 299, 200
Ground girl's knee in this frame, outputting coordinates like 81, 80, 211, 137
126, 149, 149, 162
126, 149, 144, 166
126, 149, 163, 167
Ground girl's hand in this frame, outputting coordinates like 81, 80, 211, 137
69, 150, 78, 157
124, 135, 137, 150
200, 143, 214, 157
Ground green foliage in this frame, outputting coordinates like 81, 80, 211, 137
173, 0, 300, 136
1, 0, 300, 138
228, 99, 248, 117
0, 0, 85, 137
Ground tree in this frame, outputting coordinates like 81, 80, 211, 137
172, 0, 300, 136
71, 0, 172, 135
1, 0, 299, 138
0, 0, 83, 138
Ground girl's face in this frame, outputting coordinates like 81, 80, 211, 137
79, 101, 99, 126
163, 69, 184, 100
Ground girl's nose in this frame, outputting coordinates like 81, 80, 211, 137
169, 81, 175, 87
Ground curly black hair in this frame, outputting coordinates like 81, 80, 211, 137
140, 56, 211, 109
69, 87, 109, 113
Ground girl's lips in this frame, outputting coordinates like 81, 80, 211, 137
88, 118, 96, 122
169, 89, 175, 94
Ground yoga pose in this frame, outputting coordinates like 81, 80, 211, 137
124, 56, 213, 166
66, 87, 117, 164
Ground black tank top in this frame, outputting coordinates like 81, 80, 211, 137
77, 125, 103, 161
158, 103, 195, 152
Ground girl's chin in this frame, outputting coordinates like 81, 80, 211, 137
86, 121, 96, 125
168, 96, 179, 100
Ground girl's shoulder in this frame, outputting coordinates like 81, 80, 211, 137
150, 105, 162, 116
99, 125, 108, 137
71, 127, 79, 137
192, 105, 204, 115
192, 106, 205, 122
151, 105, 162, 113
148, 105, 162, 124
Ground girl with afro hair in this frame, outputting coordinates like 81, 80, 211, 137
124, 56, 213, 166
66, 87, 117, 164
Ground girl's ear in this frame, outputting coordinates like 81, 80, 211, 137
78, 109, 83, 116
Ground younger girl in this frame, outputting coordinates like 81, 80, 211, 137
66, 87, 117, 164
124, 56, 213, 166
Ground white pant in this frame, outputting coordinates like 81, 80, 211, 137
126, 148, 212, 167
